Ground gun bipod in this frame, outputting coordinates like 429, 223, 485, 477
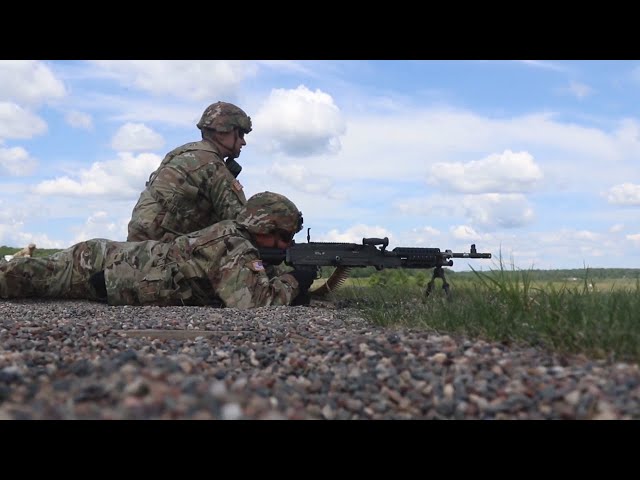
425, 266, 451, 299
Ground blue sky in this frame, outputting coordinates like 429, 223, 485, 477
1, 60, 640, 270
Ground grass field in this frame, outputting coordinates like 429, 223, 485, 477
324, 275, 640, 293
318, 262, 640, 363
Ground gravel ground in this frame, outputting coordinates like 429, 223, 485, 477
1, 299, 639, 419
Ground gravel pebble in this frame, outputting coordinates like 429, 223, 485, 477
1, 299, 639, 419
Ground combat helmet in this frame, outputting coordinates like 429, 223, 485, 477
237, 192, 303, 236
197, 101, 253, 134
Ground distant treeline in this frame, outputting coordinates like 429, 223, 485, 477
454, 268, 640, 281
0, 246, 63, 258
321, 265, 640, 282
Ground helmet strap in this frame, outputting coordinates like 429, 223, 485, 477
207, 130, 237, 160
229, 128, 243, 160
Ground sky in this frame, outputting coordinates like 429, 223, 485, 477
1, 60, 640, 271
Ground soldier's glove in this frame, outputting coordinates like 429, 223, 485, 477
291, 291, 311, 306
289, 269, 316, 294
289, 269, 317, 306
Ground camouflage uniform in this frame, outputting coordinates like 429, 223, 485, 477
127, 102, 253, 242
0, 192, 303, 310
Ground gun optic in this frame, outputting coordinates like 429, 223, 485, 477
362, 237, 389, 250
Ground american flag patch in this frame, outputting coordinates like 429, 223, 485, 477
249, 260, 265, 272
233, 179, 243, 192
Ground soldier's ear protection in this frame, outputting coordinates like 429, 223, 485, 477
296, 212, 303, 233
274, 229, 295, 243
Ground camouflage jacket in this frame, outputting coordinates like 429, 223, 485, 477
107, 221, 299, 308
0, 223, 300, 309
127, 140, 246, 242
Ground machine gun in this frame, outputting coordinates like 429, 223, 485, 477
259, 228, 492, 299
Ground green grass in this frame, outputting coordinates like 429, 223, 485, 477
326, 260, 640, 363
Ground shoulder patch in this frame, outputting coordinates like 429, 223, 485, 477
248, 259, 265, 272
233, 179, 244, 192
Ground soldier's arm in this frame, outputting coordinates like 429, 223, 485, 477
206, 163, 247, 222
210, 238, 299, 309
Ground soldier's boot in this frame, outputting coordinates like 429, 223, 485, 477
0, 271, 7, 298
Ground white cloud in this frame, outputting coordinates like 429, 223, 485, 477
69, 211, 129, 245
295, 108, 629, 188
13, 232, 66, 250
268, 161, 335, 195
72, 93, 203, 128
252, 85, 347, 157
256, 60, 313, 75
0, 145, 38, 176
394, 195, 460, 216
32, 152, 161, 199
626, 233, 640, 244
462, 193, 535, 228
566, 81, 594, 99
111, 123, 165, 151
89, 60, 257, 101
609, 223, 624, 233
451, 225, 482, 241
0, 211, 67, 249
475, 228, 616, 270
613, 118, 640, 146
0, 60, 67, 105
407, 226, 441, 245
574, 230, 598, 241
0, 199, 25, 222
538, 229, 604, 245
65, 110, 93, 130
428, 150, 543, 194
0, 221, 24, 244
393, 192, 534, 229
322, 223, 393, 243
413, 226, 441, 236
0, 102, 47, 140
605, 183, 640, 205
518, 60, 568, 72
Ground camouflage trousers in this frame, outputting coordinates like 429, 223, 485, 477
0, 234, 295, 308
0, 239, 111, 300
0, 239, 209, 306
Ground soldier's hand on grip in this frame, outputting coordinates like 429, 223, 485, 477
289, 269, 316, 294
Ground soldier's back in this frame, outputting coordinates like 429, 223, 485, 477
127, 140, 234, 242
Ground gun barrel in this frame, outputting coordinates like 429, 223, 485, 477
451, 252, 492, 259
